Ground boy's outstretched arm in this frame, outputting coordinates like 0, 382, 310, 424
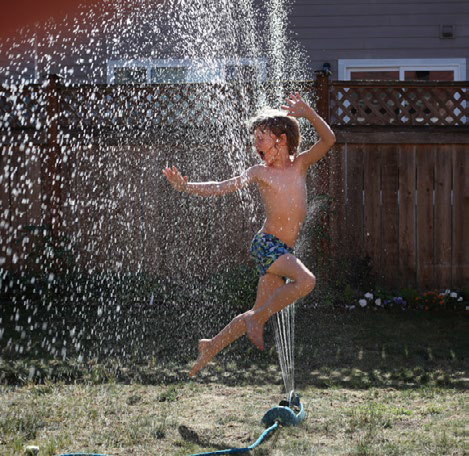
163, 165, 259, 196
282, 92, 336, 170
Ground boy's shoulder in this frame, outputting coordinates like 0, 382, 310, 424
245, 164, 265, 177
246, 164, 273, 182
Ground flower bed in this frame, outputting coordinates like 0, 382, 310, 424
345, 288, 467, 313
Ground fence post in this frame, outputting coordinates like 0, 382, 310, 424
313, 72, 332, 269
44, 74, 61, 238
314, 72, 330, 123
313, 73, 331, 199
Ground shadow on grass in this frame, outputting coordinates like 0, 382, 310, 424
1, 299, 467, 390
177, 425, 257, 453
177, 424, 275, 455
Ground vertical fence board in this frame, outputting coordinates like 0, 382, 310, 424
452, 144, 469, 288
61, 144, 77, 248
74, 146, 94, 270
10, 148, 29, 270
345, 144, 364, 256
363, 147, 382, 279
434, 145, 453, 288
22, 147, 43, 274
416, 145, 435, 289
119, 146, 144, 273
329, 144, 346, 257
27, 147, 42, 227
94, 145, 114, 271
0, 150, 12, 270
142, 146, 163, 277
381, 145, 399, 287
312, 151, 331, 267
398, 145, 417, 287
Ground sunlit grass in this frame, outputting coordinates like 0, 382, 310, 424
0, 382, 467, 455
1, 299, 467, 454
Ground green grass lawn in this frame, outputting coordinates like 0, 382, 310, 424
1, 382, 467, 455
0, 299, 468, 455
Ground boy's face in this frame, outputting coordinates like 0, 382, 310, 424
253, 128, 278, 163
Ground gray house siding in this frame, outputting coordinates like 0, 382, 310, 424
0, 0, 467, 84
289, 0, 469, 78
0, 1, 166, 84
0, 0, 269, 85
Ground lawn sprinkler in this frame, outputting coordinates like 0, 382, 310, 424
187, 392, 305, 455
261, 390, 305, 427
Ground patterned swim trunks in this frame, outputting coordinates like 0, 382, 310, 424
250, 232, 294, 276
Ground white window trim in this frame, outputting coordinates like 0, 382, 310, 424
107, 58, 267, 84
338, 58, 466, 81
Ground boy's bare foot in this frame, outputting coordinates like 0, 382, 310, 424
243, 310, 265, 350
189, 339, 213, 377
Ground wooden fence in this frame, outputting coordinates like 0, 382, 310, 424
0, 75, 467, 288
317, 78, 469, 289
327, 143, 467, 289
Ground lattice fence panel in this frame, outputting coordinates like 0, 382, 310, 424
330, 85, 468, 126
57, 84, 256, 133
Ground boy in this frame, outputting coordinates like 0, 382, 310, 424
163, 92, 335, 377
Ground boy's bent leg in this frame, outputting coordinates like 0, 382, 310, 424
252, 273, 286, 311
189, 313, 247, 377
244, 254, 315, 350
189, 274, 284, 377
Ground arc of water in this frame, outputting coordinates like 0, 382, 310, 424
272, 297, 296, 398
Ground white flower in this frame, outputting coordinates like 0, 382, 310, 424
450, 292, 457, 298
364, 292, 374, 300
458, 297, 463, 302
375, 298, 382, 306
444, 289, 451, 296
359, 299, 367, 307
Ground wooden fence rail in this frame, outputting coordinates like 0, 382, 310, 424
0, 75, 468, 288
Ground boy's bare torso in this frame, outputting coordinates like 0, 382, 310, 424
254, 159, 307, 247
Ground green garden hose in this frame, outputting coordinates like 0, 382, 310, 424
189, 420, 279, 455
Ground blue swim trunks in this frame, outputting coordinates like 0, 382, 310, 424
250, 232, 294, 276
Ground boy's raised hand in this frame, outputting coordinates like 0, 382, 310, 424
163, 165, 188, 192
281, 92, 314, 119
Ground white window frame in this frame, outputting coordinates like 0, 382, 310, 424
107, 58, 267, 84
338, 58, 466, 81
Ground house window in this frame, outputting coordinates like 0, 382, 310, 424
350, 69, 455, 81
350, 70, 399, 81
107, 59, 266, 84
338, 59, 466, 81
403, 70, 454, 81
114, 67, 147, 84
225, 64, 259, 82
150, 67, 189, 84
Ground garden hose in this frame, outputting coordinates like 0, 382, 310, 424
55, 423, 279, 456
189, 420, 279, 455
58, 396, 303, 456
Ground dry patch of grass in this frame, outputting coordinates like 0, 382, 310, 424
1, 382, 467, 455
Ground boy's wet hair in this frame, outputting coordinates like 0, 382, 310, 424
250, 109, 301, 156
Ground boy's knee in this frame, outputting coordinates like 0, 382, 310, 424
299, 272, 316, 295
